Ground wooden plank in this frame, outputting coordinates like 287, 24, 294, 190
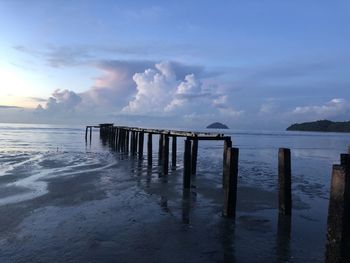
278, 148, 292, 215
223, 147, 239, 218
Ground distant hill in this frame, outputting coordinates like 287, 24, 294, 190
287, 120, 350, 133
206, 122, 229, 129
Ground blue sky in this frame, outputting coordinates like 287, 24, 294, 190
0, 0, 349, 129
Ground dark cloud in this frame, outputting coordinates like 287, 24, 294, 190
0, 105, 22, 109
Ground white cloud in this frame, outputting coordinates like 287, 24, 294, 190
36, 89, 82, 113
122, 61, 177, 114
122, 61, 242, 118
212, 95, 243, 117
292, 98, 349, 118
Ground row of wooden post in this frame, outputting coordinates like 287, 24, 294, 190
94, 124, 350, 261
97, 124, 294, 220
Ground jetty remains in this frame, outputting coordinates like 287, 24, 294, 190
85, 124, 350, 262
86, 123, 238, 218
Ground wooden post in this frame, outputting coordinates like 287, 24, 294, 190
119, 129, 122, 151
138, 131, 144, 158
223, 147, 239, 218
278, 148, 292, 216
183, 139, 192, 188
158, 134, 164, 164
191, 138, 198, 175
134, 132, 139, 154
325, 154, 350, 263
223, 139, 232, 187
122, 129, 126, 152
147, 133, 152, 164
172, 136, 177, 168
163, 135, 169, 175
114, 128, 118, 150
130, 131, 135, 155
125, 130, 129, 153
85, 127, 88, 142
89, 127, 92, 142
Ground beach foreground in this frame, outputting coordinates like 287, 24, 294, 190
0, 123, 349, 262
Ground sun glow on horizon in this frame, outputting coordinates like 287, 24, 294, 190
0, 63, 47, 108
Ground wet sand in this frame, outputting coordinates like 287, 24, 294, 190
0, 151, 325, 262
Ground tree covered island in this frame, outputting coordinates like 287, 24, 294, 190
287, 120, 350, 133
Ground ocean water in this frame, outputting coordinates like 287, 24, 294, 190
0, 123, 349, 262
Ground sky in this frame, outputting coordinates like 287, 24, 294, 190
0, 0, 349, 129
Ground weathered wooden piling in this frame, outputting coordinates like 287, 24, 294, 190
223, 147, 239, 218
85, 126, 88, 141
134, 132, 139, 154
130, 131, 135, 154
325, 154, 350, 263
138, 131, 144, 158
191, 138, 198, 175
147, 133, 152, 164
89, 127, 92, 142
172, 136, 177, 168
223, 139, 232, 187
163, 135, 169, 174
278, 148, 292, 216
183, 139, 192, 188
125, 130, 129, 153
158, 134, 164, 164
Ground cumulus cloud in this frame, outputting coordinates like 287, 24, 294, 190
122, 61, 177, 114
36, 89, 82, 113
212, 95, 243, 117
292, 98, 350, 119
122, 61, 242, 118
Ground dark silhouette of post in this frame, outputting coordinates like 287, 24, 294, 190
130, 131, 135, 155
163, 135, 169, 174
183, 139, 192, 188
147, 133, 152, 164
89, 127, 92, 142
278, 148, 292, 215
325, 154, 350, 263
85, 126, 88, 142
191, 138, 198, 175
223, 147, 239, 218
134, 132, 138, 154
223, 139, 232, 187
158, 134, 164, 164
172, 136, 177, 168
138, 131, 144, 158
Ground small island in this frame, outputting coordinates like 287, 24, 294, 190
206, 122, 229, 129
287, 120, 350, 133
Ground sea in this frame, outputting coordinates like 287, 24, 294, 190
0, 122, 349, 262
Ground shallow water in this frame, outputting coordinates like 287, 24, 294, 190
0, 123, 349, 262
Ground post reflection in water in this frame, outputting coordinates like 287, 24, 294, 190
276, 214, 292, 263
221, 219, 236, 262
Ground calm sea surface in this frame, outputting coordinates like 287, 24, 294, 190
0, 123, 349, 262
